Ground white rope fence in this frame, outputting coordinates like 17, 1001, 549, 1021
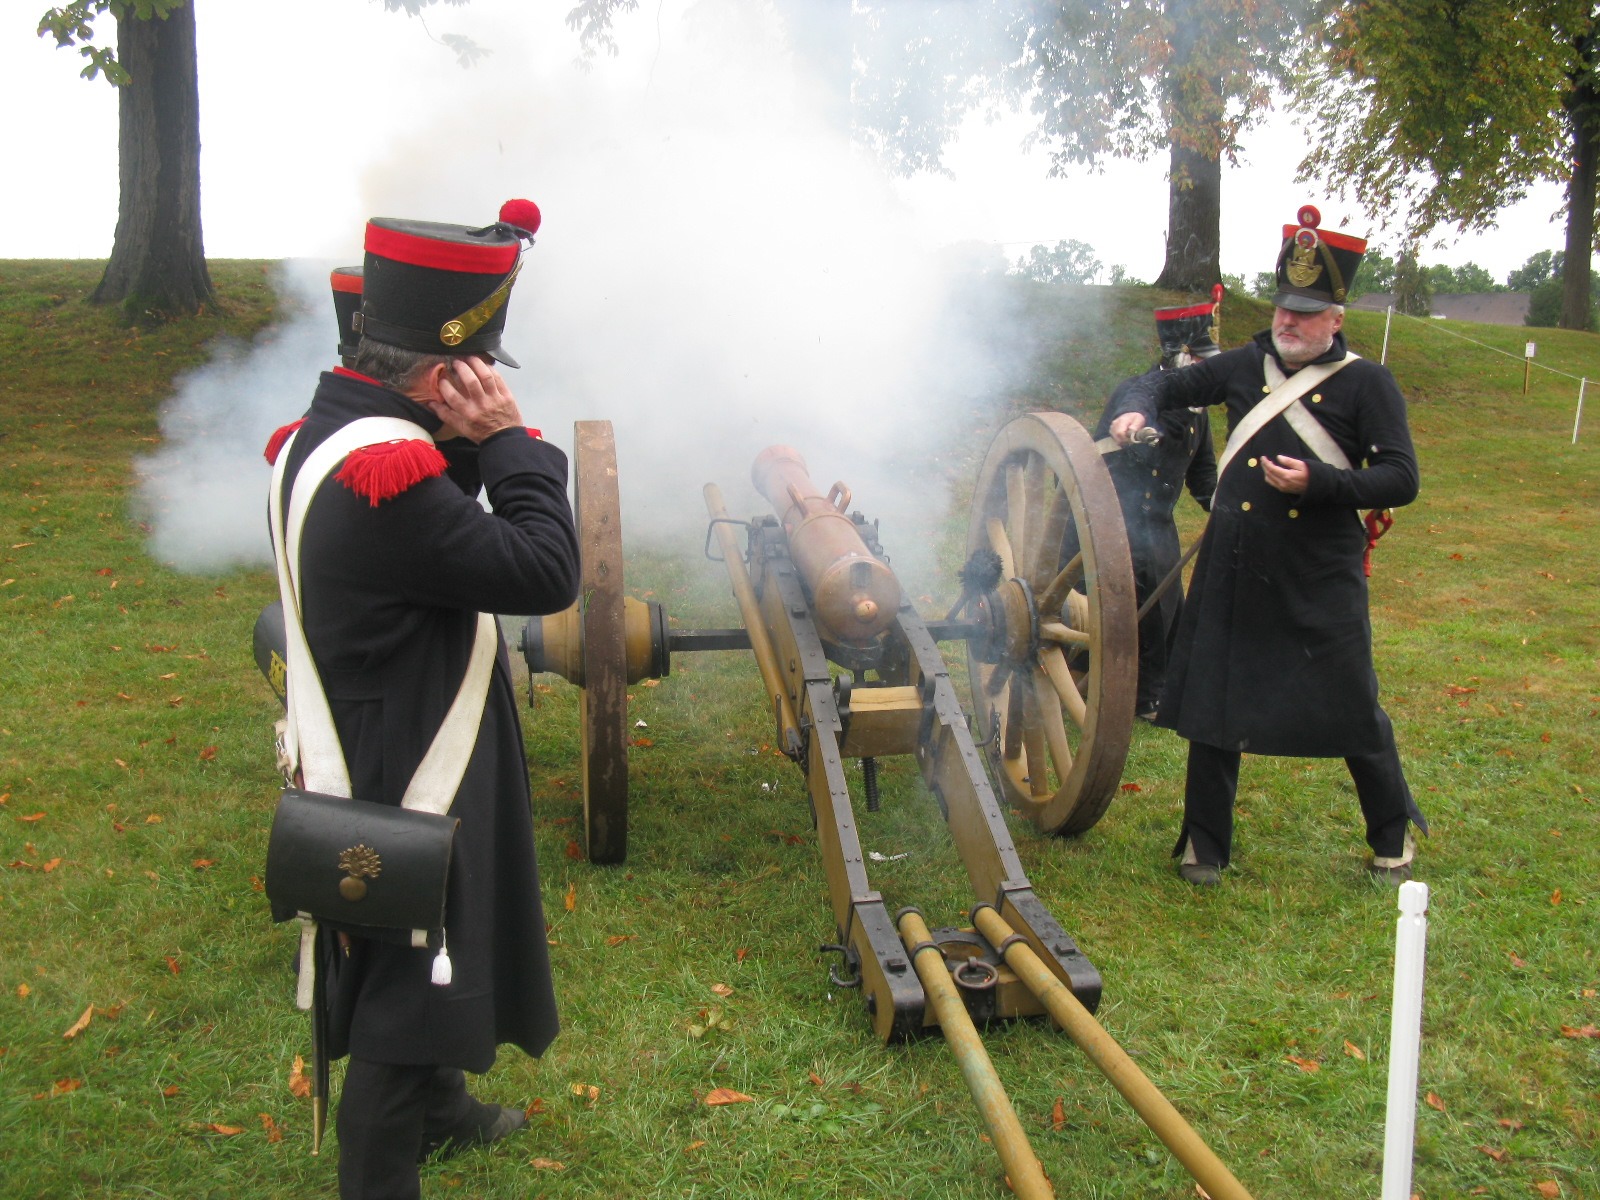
1374, 305, 1587, 443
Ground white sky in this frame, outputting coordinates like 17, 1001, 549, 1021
0, 0, 1574, 283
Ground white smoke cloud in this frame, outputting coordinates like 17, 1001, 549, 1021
143, 0, 1031, 595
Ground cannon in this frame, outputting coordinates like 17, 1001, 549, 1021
522, 415, 1255, 1200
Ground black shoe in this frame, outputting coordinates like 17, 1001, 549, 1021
419, 1104, 528, 1162
1366, 830, 1417, 887
1178, 861, 1221, 887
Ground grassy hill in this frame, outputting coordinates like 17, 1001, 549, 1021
1, 262, 1595, 1199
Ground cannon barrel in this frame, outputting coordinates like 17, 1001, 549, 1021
750, 446, 901, 648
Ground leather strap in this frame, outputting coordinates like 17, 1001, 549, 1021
1215, 352, 1357, 487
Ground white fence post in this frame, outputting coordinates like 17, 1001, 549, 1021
1381, 880, 1430, 1200
1381, 305, 1394, 366
1574, 378, 1586, 444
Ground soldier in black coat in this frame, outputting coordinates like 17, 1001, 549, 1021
1109, 206, 1426, 887
1093, 299, 1220, 719
267, 201, 580, 1198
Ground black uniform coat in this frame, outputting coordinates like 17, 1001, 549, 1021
1094, 364, 1216, 708
1113, 330, 1418, 757
278, 369, 580, 1072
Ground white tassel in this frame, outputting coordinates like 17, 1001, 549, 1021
431, 933, 453, 987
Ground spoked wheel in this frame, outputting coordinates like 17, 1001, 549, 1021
570, 421, 629, 864
964, 412, 1138, 836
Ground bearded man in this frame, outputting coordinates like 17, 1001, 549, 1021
1109, 205, 1426, 888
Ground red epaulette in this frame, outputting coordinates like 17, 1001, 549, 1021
334, 439, 448, 508
264, 419, 305, 466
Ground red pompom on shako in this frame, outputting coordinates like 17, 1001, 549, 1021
356, 198, 541, 369
498, 198, 541, 239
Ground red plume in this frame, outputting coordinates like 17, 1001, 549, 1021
1212, 283, 1224, 307
498, 198, 541, 237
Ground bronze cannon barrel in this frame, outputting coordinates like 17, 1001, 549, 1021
750, 446, 901, 648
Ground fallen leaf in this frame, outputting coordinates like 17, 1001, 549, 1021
46, 1078, 84, 1098
162, 1085, 180, 1098
17, 984, 30, 998
288, 1055, 311, 1099
41, 858, 61, 873
529, 1158, 565, 1170
198, 746, 217, 762
1509, 952, 1526, 969
165, 956, 181, 976
206, 1123, 244, 1136
1558, 1024, 1599, 1039
63, 1004, 95, 1039
1119, 782, 1142, 792
1343, 1040, 1366, 1061
683, 1140, 706, 1153
564, 839, 582, 860
1534, 1182, 1561, 1198
525, 1098, 546, 1116
736, 947, 749, 962
1051, 1096, 1066, 1131
1426, 1092, 1446, 1112
1285, 1056, 1320, 1073
1476, 1145, 1507, 1162
710, 982, 734, 998
570, 1083, 600, 1102
564, 883, 576, 913
1498, 1118, 1524, 1131
192, 859, 216, 870
18, 812, 45, 823
1550, 889, 1562, 906
704, 1088, 753, 1106
604, 934, 634, 947
1444, 684, 1477, 695
260, 1112, 283, 1143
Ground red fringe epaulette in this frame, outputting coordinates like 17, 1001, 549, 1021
263, 419, 305, 466
335, 439, 448, 507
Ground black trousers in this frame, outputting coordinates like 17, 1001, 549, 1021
337, 1062, 495, 1199
1178, 710, 1426, 867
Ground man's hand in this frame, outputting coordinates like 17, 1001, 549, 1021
1108, 412, 1148, 446
431, 357, 525, 444
1261, 453, 1309, 495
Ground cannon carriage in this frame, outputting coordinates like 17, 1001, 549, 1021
520, 414, 1254, 1199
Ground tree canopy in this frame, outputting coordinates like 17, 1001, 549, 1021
1294, 0, 1599, 329
853, 0, 1322, 292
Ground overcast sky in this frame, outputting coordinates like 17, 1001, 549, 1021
2, 0, 1573, 283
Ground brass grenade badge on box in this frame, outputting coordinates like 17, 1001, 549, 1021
338, 843, 383, 901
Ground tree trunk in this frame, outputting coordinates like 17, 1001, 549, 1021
92, 0, 214, 317
1561, 38, 1599, 332
1154, 138, 1222, 292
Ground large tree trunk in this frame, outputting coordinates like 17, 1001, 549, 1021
1561, 36, 1599, 332
1154, 138, 1222, 292
92, 0, 213, 317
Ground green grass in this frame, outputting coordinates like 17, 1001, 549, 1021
1, 264, 1596, 1199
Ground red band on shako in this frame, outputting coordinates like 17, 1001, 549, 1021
365, 223, 519, 275
335, 439, 448, 507
1280, 224, 1368, 254
1153, 301, 1216, 320
330, 271, 364, 294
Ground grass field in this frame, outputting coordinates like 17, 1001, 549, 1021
1, 262, 1595, 1199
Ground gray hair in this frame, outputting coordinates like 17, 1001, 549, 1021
351, 338, 455, 391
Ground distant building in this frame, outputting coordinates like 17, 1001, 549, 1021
1351, 293, 1531, 325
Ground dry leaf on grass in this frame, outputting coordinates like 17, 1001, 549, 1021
1285, 1055, 1320, 1073
564, 883, 576, 913
206, 1123, 244, 1136
63, 1004, 95, 1039
1559, 1024, 1599, 1039
1343, 1040, 1366, 1061
1051, 1097, 1066, 1131
260, 1113, 283, 1144
683, 1140, 706, 1153
529, 1158, 565, 1170
1477, 1145, 1507, 1162
710, 982, 734, 997
570, 1082, 600, 1102
704, 1088, 753, 1106
288, 1055, 311, 1099
1425, 1092, 1446, 1112
1534, 1181, 1561, 1198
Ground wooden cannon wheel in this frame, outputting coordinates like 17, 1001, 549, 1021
964, 412, 1138, 836
572, 420, 629, 864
